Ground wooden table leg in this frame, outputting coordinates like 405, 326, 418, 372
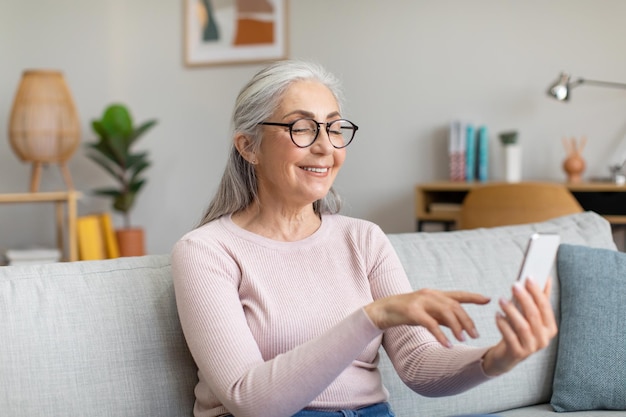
59, 163, 75, 190
55, 201, 65, 260
67, 192, 78, 261
30, 162, 42, 192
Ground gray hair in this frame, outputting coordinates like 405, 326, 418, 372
198, 60, 345, 227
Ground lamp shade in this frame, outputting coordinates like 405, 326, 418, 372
8, 70, 80, 164
547, 72, 572, 101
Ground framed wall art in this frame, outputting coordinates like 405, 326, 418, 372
184, 0, 288, 67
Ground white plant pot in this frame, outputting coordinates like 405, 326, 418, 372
504, 144, 522, 182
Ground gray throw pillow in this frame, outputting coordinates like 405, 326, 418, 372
551, 244, 626, 411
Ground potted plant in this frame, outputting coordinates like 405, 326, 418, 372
498, 130, 521, 183
86, 103, 157, 256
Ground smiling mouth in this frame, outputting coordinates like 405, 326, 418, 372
302, 167, 329, 173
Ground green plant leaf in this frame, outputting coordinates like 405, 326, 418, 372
499, 131, 518, 145
126, 152, 149, 170
85, 153, 125, 183
130, 160, 150, 178
92, 188, 123, 197
114, 192, 136, 213
129, 120, 157, 147
91, 120, 108, 139
86, 141, 114, 162
129, 179, 147, 193
102, 105, 133, 138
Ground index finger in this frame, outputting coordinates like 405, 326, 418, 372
444, 290, 491, 305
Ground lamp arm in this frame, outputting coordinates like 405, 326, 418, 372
578, 78, 626, 90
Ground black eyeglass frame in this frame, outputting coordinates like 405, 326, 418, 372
258, 118, 359, 149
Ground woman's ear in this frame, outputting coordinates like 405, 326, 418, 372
234, 134, 257, 164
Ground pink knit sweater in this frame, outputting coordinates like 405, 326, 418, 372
171, 214, 491, 417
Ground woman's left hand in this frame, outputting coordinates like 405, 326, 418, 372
481, 277, 558, 376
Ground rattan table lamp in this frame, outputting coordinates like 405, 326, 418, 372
8, 70, 81, 192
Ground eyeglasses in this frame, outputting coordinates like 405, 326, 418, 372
258, 118, 359, 149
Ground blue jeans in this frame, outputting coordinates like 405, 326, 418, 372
221, 402, 498, 416
292, 402, 394, 417
220, 402, 394, 417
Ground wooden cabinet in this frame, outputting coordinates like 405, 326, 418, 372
0, 191, 81, 261
416, 181, 626, 231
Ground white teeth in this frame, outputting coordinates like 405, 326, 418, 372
303, 167, 328, 173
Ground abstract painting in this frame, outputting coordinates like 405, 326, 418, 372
184, 0, 288, 66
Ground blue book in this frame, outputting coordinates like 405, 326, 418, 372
465, 124, 476, 181
477, 125, 489, 182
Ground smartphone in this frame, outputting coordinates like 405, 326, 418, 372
515, 233, 561, 289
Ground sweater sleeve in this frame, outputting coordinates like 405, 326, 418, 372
171, 236, 383, 417
364, 225, 493, 396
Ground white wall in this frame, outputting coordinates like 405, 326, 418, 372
1, 0, 626, 254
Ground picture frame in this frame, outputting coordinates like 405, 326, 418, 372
184, 0, 288, 67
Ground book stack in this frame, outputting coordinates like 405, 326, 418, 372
77, 212, 120, 261
448, 121, 489, 182
5, 247, 62, 266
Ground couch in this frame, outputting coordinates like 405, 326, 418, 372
1, 211, 625, 416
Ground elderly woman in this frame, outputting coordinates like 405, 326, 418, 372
171, 60, 557, 417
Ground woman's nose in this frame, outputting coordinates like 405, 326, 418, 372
310, 126, 334, 153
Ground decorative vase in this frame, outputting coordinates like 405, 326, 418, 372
504, 144, 522, 182
563, 152, 585, 183
562, 137, 587, 183
116, 228, 145, 257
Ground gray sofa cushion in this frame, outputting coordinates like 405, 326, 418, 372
383, 212, 617, 417
498, 403, 626, 417
551, 244, 626, 412
0, 254, 197, 417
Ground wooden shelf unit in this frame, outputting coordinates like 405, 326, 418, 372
0, 191, 81, 261
416, 181, 626, 231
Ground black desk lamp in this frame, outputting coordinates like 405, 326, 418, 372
547, 72, 626, 101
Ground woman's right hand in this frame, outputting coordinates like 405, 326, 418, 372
363, 289, 491, 347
